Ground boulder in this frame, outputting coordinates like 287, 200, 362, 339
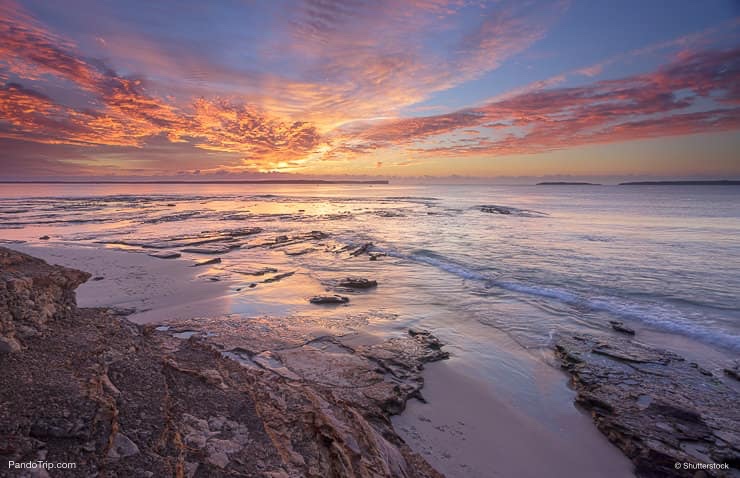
338, 277, 378, 289
309, 295, 349, 304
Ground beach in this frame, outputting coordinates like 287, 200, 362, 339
1, 183, 739, 477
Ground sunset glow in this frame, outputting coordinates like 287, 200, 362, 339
1, 0, 739, 180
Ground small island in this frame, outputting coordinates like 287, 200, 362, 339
619, 180, 740, 186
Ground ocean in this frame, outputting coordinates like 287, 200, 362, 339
1, 182, 738, 373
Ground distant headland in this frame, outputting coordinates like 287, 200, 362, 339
536, 182, 602, 186
619, 180, 740, 186
0, 179, 389, 185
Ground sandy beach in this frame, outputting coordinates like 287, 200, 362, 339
10, 243, 232, 324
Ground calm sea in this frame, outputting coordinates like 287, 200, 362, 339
1, 183, 738, 363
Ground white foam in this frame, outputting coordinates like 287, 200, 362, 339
383, 247, 740, 352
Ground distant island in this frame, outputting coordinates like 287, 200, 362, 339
0, 179, 389, 185
536, 182, 602, 186
619, 180, 740, 186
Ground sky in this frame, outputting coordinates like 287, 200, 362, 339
0, 0, 739, 181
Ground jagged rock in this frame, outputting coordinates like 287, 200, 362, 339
555, 333, 739, 478
0, 247, 444, 477
309, 295, 349, 304
338, 277, 378, 289
191, 257, 221, 267
0, 247, 89, 353
609, 320, 636, 335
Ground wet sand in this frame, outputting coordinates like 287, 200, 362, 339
10, 243, 233, 323
394, 360, 634, 478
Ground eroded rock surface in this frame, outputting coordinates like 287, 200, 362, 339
0, 247, 445, 477
0, 247, 89, 353
555, 333, 740, 478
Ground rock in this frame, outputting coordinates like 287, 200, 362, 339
0, 247, 445, 478
191, 257, 221, 267
0, 336, 21, 353
369, 252, 386, 261
723, 361, 740, 381
479, 205, 547, 217
349, 242, 373, 257
480, 205, 512, 214
39, 235, 50, 240
181, 246, 231, 254
107, 432, 140, 459
234, 267, 277, 276
92, 276, 105, 281
253, 351, 302, 380
555, 333, 739, 478
148, 251, 181, 259
0, 247, 89, 352
609, 320, 635, 335
309, 295, 349, 304
261, 271, 295, 283
338, 277, 378, 289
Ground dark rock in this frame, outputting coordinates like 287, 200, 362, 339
39, 235, 50, 240
480, 205, 512, 214
261, 271, 294, 283
479, 205, 547, 217
555, 333, 739, 478
191, 257, 221, 267
92, 276, 105, 281
233, 267, 277, 276
723, 361, 740, 381
181, 246, 231, 254
309, 295, 350, 304
369, 252, 386, 261
338, 277, 378, 289
349, 242, 373, 257
148, 251, 181, 259
609, 320, 636, 335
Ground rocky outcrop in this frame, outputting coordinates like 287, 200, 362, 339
555, 333, 739, 478
0, 247, 89, 353
338, 277, 378, 289
309, 295, 350, 304
0, 247, 446, 477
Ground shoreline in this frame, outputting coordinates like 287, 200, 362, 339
6, 243, 637, 477
9, 243, 234, 324
3, 243, 738, 476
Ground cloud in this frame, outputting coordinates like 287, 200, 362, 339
333, 46, 740, 159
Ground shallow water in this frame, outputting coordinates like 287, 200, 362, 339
1, 183, 738, 358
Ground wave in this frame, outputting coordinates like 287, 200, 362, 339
380, 247, 740, 352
